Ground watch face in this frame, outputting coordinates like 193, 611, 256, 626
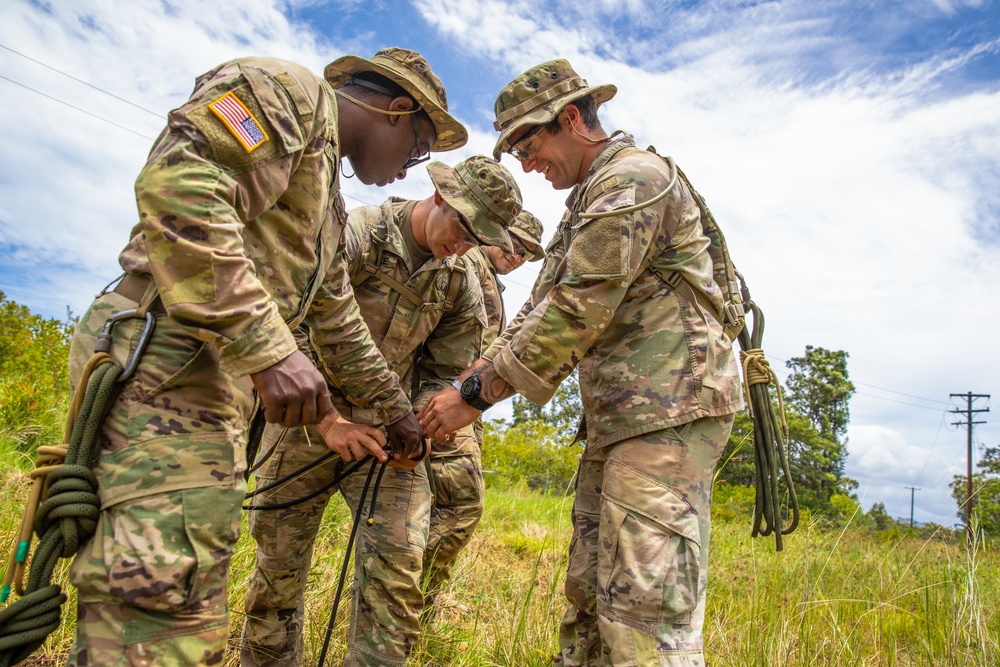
460, 375, 480, 401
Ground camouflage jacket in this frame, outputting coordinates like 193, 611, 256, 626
118, 57, 410, 422
313, 198, 487, 425
486, 136, 743, 448
462, 247, 505, 348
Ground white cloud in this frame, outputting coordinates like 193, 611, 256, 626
1, 0, 998, 525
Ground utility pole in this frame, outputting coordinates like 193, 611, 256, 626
904, 486, 920, 529
950, 392, 989, 542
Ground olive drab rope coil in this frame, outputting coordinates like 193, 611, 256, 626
0, 309, 153, 667
0, 353, 122, 667
737, 301, 799, 551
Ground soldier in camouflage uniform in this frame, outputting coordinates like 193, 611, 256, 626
420, 60, 744, 667
241, 155, 521, 667
65, 48, 466, 666
421, 210, 544, 608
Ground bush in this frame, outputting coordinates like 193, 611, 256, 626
0, 291, 73, 463
481, 419, 581, 495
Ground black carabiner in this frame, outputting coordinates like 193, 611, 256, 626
93, 309, 157, 381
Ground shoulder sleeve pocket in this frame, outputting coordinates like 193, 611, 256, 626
567, 183, 635, 280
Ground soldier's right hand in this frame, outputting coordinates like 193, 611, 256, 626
385, 411, 429, 469
250, 350, 334, 427
315, 412, 389, 463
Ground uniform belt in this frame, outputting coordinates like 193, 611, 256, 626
112, 273, 164, 311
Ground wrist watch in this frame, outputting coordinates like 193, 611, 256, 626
454, 375, 494, 412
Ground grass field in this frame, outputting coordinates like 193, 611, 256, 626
3, 469, 998, 667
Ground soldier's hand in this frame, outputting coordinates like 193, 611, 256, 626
418, 385, 480, 444
315, 412, 389, 463
384, 411, 429, 469
250, 350, 334, 427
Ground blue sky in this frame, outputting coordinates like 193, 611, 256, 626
1, 0, 999, 527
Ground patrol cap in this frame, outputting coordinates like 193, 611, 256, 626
325, 47, 468, 151
509, 210, 545, 262
492, 59, 616, 159
426, 155, 521, 253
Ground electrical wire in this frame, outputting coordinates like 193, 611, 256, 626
0, 42, 163, 117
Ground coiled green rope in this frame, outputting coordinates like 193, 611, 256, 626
737, 302, 799, 551
0, 354, 123, 667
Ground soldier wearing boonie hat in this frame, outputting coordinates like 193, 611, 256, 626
58, 46, 466, 667
419, 59, 743, 667
326, 47, 467, 152
420, 206, 544, 615
242, 155, 520, 667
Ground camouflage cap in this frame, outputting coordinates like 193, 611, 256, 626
426, 155, 521, 253
508, 210, 545, 262
492, 59, 616, 159
325, 47, 468, 151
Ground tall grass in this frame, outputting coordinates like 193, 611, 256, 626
2, 472, 997, 666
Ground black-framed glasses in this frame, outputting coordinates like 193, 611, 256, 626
507, 124, 544, 161
402, 114, 432, 171
454, 211, 480, 246
508, 235, 530, 259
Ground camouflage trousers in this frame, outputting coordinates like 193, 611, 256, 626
422, 431, 485, 604
556, 415, 734, 667
65, 290, 253, 667
241, 423, 430, 667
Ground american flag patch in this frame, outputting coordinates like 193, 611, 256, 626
208, 92, 268, 153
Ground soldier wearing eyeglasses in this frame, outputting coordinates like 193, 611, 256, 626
64, 47, 465, 667
420, 60, 743, 667
242, 156, 521, 667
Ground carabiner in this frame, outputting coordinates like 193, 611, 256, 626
93, 309, 157, 381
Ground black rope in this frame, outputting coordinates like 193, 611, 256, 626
243, 455, 369, 511
316, 458, 388, 667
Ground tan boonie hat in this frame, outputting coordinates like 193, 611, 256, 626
491, 59, 617, 159
426, 155, 521, 253
508, 210, 545, 262
325, 47, 468, 151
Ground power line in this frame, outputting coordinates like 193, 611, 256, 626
0, 74, 155, 141
0, 42, 162, 117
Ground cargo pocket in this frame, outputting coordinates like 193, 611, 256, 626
597, 459, 702, 627
104, 485, 242, 614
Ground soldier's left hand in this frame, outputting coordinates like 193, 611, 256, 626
418, 386, 481, 444
315, 412, 389, 463
384, 411, 430, 469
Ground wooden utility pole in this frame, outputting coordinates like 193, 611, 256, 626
904, 486, 920, 529
950, 392, 989, 542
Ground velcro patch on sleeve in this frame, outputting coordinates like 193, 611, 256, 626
208, 91, 269, 153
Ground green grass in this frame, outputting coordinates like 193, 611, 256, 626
3, 470, 998, 666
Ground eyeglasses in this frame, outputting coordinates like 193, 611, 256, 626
453, 211, 480, 246
402, 114, 432, 171
508, 236, 530, 259
507, 124, 545, 162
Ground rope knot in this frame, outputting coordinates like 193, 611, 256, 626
739, 348, 772, 387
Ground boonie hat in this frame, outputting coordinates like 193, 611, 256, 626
426, 155, 521, 253
492, 59, 616, 159
508, 211, 545, 262
325, 47, 468, 151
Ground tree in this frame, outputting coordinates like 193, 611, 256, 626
785, 346, 855, 443
510, 368, 582, 439
950, 445, 1000, 538
716, 345, 859, 517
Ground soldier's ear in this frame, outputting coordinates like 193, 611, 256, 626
432, 189, 445, 206
387, 97, 415, 126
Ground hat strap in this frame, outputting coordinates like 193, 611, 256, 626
494, 77, 588, 129
335, 89, 421, 117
